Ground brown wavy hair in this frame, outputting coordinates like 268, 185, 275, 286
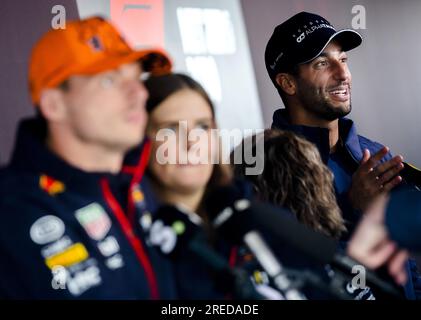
233, 129, 346, 239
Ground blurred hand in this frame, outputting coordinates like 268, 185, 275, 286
347, 193, 409, 285
348, 147, 404, 211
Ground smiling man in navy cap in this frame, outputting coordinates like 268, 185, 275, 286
265, 11, 421, 299
265, 12, 405, 232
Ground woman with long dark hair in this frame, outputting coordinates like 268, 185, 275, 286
144, 73, 232, 219
143, 73, 243, 298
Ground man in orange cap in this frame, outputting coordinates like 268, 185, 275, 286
0, 16, 176, 299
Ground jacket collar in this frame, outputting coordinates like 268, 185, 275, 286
271, 109, 362, 163
9, 118, 149, 196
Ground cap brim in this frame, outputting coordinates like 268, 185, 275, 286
299, 29, 362, 65
76, 49, 172, 76
33, 49, 172, 104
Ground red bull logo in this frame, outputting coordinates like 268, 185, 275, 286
39, 175, 65, 196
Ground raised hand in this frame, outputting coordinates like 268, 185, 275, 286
348, 147, 404, 211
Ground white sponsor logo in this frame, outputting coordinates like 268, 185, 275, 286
52, 263, 102, 296
41, 236, 73, 258
97, 236, 120, 257
30, 215, 65, 245
105, 254, 125, 270
139, 213, 153, 232
304, 23, 335, 36
270, 52, 284, 70
67, 265, 102, 296
296, 32, 305, 43
149, 221, 177, 254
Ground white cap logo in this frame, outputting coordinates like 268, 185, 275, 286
296, 32, 305, 43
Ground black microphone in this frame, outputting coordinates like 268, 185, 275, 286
206, 184, 404, 299
205, 184, 307, 299
205, 183, 336, 264
147, 204, 262, 299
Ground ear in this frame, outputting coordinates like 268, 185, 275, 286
275, 73, 297, 96
38, 88, 67, 122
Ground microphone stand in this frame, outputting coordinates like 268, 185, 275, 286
243, 230, 307, 300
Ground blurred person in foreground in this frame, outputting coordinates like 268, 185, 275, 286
0, 16, 176, 299
264, 11, 421, 299
348, 188, 421, 285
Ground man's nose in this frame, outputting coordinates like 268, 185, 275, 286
333, 61, 351, 82
126, 79, 149, 102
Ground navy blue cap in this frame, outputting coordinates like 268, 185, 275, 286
265, 12, 362, 85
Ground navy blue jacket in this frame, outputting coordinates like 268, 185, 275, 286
272, 109, 421, 299
272, 109, 391, 234
0, 118, 177, 299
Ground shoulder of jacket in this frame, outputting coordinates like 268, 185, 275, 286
0, 170, 68, 222
357, 135, 392, 160
358, 135, 385, 152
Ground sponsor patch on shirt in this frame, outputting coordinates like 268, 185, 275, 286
97, 235, 120, 257
132, 187, 144, 203
75, 203, 112, 241
45, 242, 89, 269
51, 259, 102, 296
96, 236, 124, 270
41, 236, 73, 258
39, 174, 65, 196
105, 254, 125, 270
30, 215, 65, 245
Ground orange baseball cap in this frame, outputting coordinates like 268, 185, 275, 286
29, 16, 172, 105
